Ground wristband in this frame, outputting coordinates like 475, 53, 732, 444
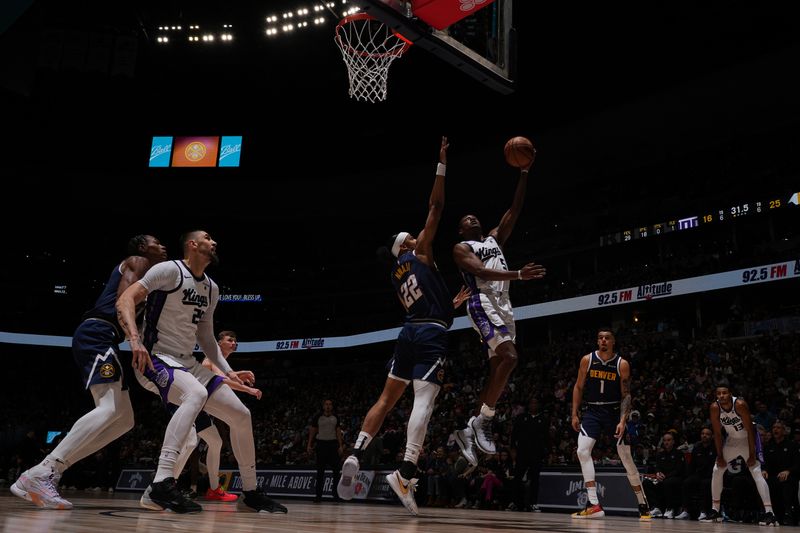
437, 162, 446, 176
517, 270, 522, 280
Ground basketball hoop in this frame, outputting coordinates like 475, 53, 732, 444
334, 13, 412, 103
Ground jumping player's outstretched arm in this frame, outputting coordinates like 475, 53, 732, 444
571, 354, 590, 432
737, 398, 758, 467
490, 154, 535, 247
414, 136, 448, 267
709, 402, 726, 467
453, 243, 546, 282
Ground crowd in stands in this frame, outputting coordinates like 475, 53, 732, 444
2, 312, 799, 523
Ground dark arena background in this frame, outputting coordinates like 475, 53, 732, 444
1, 1, 799, 531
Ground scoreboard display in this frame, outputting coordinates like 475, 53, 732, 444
602, 192, 798, 246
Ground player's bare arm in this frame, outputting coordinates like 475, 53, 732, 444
415, 135, 448, 267
492, 153, 533, 246
453, 244, 545, 281
619, 359, 632, 423
616, 359, 632, 438
116, 282, 153, 373
709, 402, 726, 467
571, 354, 590, 432
738, 398, 758, 467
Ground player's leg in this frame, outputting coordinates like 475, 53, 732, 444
12, 342, 133, 510
470, 341, 516, 455
138, 361, 208, 513
197, 420, 234, 500
616, 436, 651, 520
702, 443, 733, 522
572, 411, 604, 519
172, 426, 199, 484
468, 295, 516, 455
742, 449, 776, 525
387, 378, 440, 516
338, 377, 407, 500
340, 331, 413, 500
203, 384, 287, 513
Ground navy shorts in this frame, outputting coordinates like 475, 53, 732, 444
72, 319, 127, 390
580, 404, 628, 444
166, 403, 215, 432
387, 323, 448, 386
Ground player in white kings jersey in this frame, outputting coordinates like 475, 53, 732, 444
117, 230, 286, 514
703, 382, 776, 525
451, 152, 545, 466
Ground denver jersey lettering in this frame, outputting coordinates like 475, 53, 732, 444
585, 351, 622, 404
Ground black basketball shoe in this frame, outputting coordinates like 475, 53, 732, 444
147, 477, 202, 513
240, 490, 288, 513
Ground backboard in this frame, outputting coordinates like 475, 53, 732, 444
349, 0, 516, 94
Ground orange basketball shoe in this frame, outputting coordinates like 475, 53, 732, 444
572, 502, 605, 519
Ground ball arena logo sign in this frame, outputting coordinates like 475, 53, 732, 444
636, 282, 672, 300
302, 338, 325, 349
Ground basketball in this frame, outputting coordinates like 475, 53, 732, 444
504, 136, 535, 168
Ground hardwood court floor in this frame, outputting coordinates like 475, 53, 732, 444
0, 492, 764, 533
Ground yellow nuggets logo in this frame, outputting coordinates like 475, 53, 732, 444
437, 369, 445, 383
99, 363, 115, 378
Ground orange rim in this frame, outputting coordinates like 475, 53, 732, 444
335, 12, 412, 57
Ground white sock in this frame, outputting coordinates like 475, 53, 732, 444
154, 448, 180, 483
355, 431, 373, 451
587, 486, 598, 505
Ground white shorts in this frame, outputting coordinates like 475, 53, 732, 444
722, 438, 751, 464
467, 291, 515, 358
134, 352, 224, 403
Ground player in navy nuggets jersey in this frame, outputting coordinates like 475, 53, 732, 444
12, 235, 167, 510
702, 383, 776, 525
117, 230, 286, 514
451, 150, 545, 462
570, 328, 651, 520
337, 137, 469, 515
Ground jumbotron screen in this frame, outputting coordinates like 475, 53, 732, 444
149, 135, 242, 167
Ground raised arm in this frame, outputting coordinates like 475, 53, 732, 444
414, 136, 448, 267
571, 354, 590, 432
491, 155, 534, 246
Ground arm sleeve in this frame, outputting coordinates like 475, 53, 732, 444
196, 281, 233, 375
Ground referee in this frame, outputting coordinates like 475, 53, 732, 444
307, 399, 344, 502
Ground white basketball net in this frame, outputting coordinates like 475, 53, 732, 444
335, 14, 410, 103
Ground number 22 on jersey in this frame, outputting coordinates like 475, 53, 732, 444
400, 274, 422, 310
